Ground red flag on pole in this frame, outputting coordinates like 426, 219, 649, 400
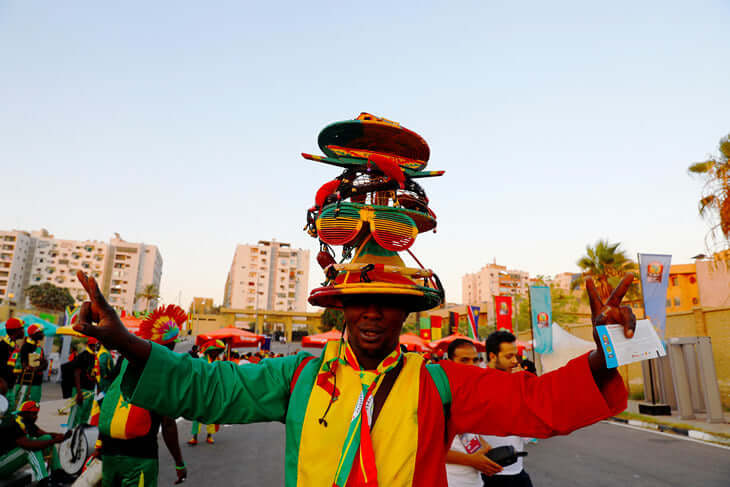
494, 295, 513, 332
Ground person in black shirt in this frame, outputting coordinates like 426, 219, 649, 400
0, 400, 70, 486
68, 340, 96, 428
0, 317, 25, 407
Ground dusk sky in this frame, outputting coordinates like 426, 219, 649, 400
2, 1, 729, 308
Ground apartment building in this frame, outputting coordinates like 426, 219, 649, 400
1, 229, 162, 312
462, 261, 530, 323
224, 240, 310, 312
108, 236, 163, 313
0, 230, 36, 305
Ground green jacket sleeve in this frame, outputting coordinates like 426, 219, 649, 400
121, 342, 312, 425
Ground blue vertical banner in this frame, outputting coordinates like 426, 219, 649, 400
638, 253, 672, 339
529, 286, 553, 354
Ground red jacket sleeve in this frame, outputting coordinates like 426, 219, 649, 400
440, 352, 627, 438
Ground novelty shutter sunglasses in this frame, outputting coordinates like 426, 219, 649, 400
316, 203, 418, 251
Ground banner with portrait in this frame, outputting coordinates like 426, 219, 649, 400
638, 253, 671, 339
529, 285, 553, 354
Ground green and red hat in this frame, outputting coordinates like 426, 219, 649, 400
202, 339, 225, 354
27, 323, 44, 336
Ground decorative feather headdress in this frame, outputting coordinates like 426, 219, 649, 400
138, 304, 187, 345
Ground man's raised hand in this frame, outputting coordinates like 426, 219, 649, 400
585, 274, 637, 386
74, 271, 125, 343
75, 271, 151, 363
586, 274, 637, 340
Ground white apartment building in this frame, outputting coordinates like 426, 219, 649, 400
462, 261, 530, 323
224, 240, 309, 312
1, 229, 162, 312
0, 230, 36, 305
28, 229, 112, 304
108, 236, 163, 313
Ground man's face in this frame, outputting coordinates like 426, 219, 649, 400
342, 295, 408, 365
89, 343, 99, 352
8, 328, 23, 341
19, 411, 38, 424
207, 349, 222, 360
450, 344, 479, 366
490, 341, 519, 372
32, 332, 44, 342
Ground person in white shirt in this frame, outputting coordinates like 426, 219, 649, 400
482, 330, 533, 487
445, 338, 503, 487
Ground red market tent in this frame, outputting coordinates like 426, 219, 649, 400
429, 333, 485, 353
399, 333, 433, 352
196, 327, 265, 348
301, 329, 343, 348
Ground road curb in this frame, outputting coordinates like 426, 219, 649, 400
609, 416, 730, 446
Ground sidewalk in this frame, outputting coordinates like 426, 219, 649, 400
609, 400, 730, 446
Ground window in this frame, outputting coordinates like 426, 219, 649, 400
666, 299, 671, 307
674, 297, 680, 307
689, 276, 696, 284
692, 297, 699, 305
671, 276, 678, 286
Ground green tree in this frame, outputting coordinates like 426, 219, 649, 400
135, 284, 160, 312
688, 134, 730, 247
319, 308, 345, 332
571, 239, 638, 301
25, 283, 74, 312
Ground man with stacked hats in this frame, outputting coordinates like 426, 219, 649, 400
15, 322, 48, 404
96, 304, 187, 487
71, 113, 637, 487
187, 339, 224, 446
0, 317, 25, 407
0, 400, 70, 486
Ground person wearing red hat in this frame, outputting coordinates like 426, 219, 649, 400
0, 317, 25, 408
95, 305, 188, 487
14, 322, 48, 405
0, 400, 71, 486
187, 339, 224, 446
71, 114, 637, 487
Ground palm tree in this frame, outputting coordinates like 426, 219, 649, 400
688, 134, 730, 248
571, 240, 637, 301
135, 284, 160, 312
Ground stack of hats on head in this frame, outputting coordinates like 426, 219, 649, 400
304, 113, 445, 312
18, 400, 40, 413
202, 339, 225, 354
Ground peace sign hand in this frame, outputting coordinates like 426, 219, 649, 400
75, 271, 150, 363
586, 274, 637, 384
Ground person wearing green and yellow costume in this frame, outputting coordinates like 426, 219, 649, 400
14, 323, 48, 405
95, 305, 188, 487
71, 113, 638, 487
0, 400, 71, 486
67, 338, 97, 428
187, 339, 224, 446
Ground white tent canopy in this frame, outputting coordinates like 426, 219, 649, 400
539, 323, 594, 373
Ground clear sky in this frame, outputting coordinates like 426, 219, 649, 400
2, 1, 729, 308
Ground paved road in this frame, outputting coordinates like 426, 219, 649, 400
157, 419, 730, 486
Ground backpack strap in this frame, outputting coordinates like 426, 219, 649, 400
426, 363, 452, 436
290, 355, 316, 393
